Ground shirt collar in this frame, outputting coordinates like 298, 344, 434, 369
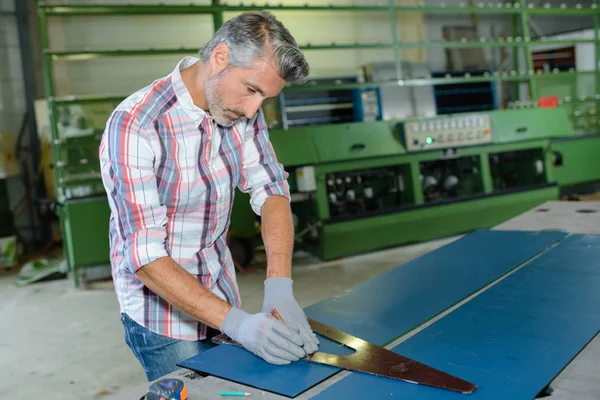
170, 56, 211, 126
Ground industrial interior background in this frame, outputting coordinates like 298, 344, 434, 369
2, 0, 600, 397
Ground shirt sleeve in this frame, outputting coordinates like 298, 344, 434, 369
238, 108, 291, 216
100, 110, 169, 274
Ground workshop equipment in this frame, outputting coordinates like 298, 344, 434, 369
267, 106, 574, 261
180, 230, 566, 398
144, 378, 187, 400
262, 76, 381, 130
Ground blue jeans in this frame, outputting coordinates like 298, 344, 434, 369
121, 313, 217, 381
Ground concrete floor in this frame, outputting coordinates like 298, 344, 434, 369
0, 237, 457, 399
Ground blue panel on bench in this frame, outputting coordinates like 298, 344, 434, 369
314, 234, 600, 400
179, 230, 566, 398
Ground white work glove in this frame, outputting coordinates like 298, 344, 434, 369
261, 278, 320, 355
220, 307, 306, 365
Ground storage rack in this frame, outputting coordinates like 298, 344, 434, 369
36, 0, 600, 282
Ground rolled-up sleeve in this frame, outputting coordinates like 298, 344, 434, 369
100, 110, 169, 273
238, 108, 290, 215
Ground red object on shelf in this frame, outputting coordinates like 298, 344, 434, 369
538, 96, 559, 108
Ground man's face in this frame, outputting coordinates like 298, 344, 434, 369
205, 58, 286, 127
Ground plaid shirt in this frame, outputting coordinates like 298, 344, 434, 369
99, 57, 290, 340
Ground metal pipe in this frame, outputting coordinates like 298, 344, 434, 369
212, 0, 223, 30
511, 0, 520, 101
15, 0, 45, 242
389, 0, 402, 81
36, 3, 64, 206
520, 0, 536, 99
39, 3, 528, 16
594, 0, 600, 118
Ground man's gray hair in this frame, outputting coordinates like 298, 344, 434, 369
200, 11, 309, 84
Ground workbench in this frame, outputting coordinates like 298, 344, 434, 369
108, 201, 600, 400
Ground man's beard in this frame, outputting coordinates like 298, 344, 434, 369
205, 75, 236, 127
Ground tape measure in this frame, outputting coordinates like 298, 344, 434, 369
145, 378, 188, 400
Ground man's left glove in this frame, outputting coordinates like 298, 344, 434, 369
261, 278, 320, 355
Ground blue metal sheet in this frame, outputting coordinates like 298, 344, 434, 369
179, 230, 566, 397
314, 234, 600, 399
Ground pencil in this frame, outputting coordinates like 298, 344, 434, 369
218, 391, 251, 397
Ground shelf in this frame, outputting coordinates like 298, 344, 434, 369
525, 6, 597, 16
47, 45, 397, 61
38, 3, 537, 17
48, 69, 600, 104
571, 110, 598, 117
222, 4, 390, 12
393, 5, 520, 14
39, 2, 600, 17
530, 39, 598, 46
531, 70, 598, 79
301, 43, 394, 50
398, 40, 525, 48
61, 174, 102, 185
561, 95, 600, 104
54, 133, 103, 146
47, 40, 535, 62
285, 96, 354, 106
39, 4, 218, 16
47, 48, 199, 61
48, 75, 530, 105
51, 95, 125, 106
39, 3, 391, 16
509, 94, 600, 108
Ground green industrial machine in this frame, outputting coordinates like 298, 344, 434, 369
260, 107, 573, 260
35, 1, 600, 284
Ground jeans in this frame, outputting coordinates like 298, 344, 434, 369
121, 313, 217, 381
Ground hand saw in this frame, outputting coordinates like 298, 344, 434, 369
211, 310, 477, 395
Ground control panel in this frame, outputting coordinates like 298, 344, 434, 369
402, 114, 493, 152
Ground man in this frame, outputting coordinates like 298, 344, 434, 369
99, 11, 319, 381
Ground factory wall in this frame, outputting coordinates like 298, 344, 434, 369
0, 0, 35, 242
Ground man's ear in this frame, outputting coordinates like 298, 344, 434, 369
210, 42, 230, 74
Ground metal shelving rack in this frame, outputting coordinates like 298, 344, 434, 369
37, 1, 600, 101
35, 0, 599, 281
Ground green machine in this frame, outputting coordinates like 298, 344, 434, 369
263, 107, 580, 261
47, 102, 117, 285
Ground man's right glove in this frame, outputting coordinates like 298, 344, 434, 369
220, 307, 307, 365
